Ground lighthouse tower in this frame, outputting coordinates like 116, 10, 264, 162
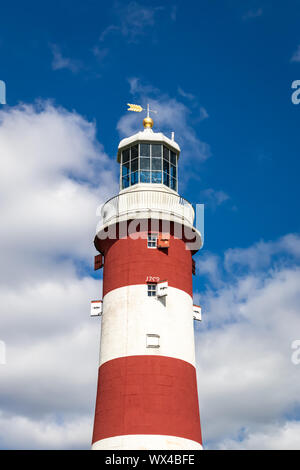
91, 110, 203, 450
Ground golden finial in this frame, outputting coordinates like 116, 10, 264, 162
127, 103, 157, 129
143, 116, 154, 128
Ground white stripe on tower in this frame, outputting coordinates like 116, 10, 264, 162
99, 285, 196, 366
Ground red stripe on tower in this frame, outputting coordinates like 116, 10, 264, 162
92, 356, 202, 444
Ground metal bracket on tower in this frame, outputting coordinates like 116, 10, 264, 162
157, 280, 168, 298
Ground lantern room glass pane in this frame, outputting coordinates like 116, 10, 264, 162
152, 144, 161, 158
163, 159, 169, 173
163, 146, 169, 161
131, 158, 138, 172
140, 157, 150, 170
122, 175, 129, 189
152, 158, 162, 171
131, 144, 138, 159
122, 149, 130, 163
170, 164, 177, 179
140, 170, 151, 183
122, 161, 130, 176
151, 171, 162, 183
163, 171, 169, 186
170, 177, 177, 191
131, 171, 138, 185
140, 143, 150, 157
170, 151, 176, 165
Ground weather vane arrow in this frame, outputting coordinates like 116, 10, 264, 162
127, 103, 157, 116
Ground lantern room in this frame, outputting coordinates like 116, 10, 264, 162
117, 119, 181, 193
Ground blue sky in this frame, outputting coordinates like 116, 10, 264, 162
0, 0, 300, 450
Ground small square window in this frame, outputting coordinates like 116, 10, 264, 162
147, 233, 158, 248
146, 334, 160, 348
147, 283, 157, 296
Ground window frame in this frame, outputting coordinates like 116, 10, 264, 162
120, 143, 178, 191
147, 233, 158, 249
147, 283, 157, 297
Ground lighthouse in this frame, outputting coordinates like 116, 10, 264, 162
91, 108, 203, 450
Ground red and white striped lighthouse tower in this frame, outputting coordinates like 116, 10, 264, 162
91, 109, 203, 450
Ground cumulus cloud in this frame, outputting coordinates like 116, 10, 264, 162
195, 234, 300, 449
0, 101, 116, 448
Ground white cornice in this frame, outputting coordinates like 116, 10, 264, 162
117, 128, 181, 162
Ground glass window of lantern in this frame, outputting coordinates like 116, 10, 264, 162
152, 157, 162, 171
131, 171, 138, 185
140, 157, 150, 170
120, 143, 177, 191
140, 170, 151, 183
151, 171, 162, 184
163, 171, 169, 186
152, 144, 161, 158
170, 164, 176, 179
170, 151, 177, 166
122, 175, 129, 189
122, 148, 130, 163
171, 177, 177, 191
163, 146, 169, 161
122, 159, 130, 176
140, 143, 150, 157
131, 144, 138, 159
131, 157, 138, 173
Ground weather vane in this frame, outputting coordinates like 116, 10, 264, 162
127, 103, 157, 128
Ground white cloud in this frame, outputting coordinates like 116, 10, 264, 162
224, 233, 300, 272
291, 45, 300, 63
0, 101, 116, 449
0, 412, 93, 450
242, 8, 263, 21
218, 421, 300, 450
98, 2, 164, 44
196, 234, 300, 449
201, 188, 230, 210
50, 44, 81, 73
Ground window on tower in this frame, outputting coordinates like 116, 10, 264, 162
147, 233, 158, 248
147, 283, 157, 296
120, 143, 178, 191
